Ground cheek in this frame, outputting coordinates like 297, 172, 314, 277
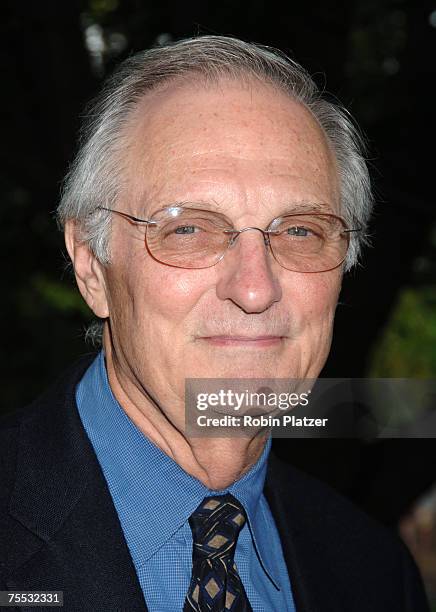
107, 223, 201, 324
126, 260, 210, 330
289, 272, 341, 328
288, 273, 341, 377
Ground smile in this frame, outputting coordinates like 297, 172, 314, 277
199, 336, 285, 347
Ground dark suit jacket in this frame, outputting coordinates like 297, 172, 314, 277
0, 355, 430, 611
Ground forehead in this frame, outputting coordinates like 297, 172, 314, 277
120, 76, 339, 215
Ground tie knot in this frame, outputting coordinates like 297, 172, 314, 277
189, 493, 247, 562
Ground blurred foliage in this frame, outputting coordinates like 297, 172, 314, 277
88, 0, 119, 17
346, 0, 409, 123
32, 275, 92, 316
368, 220, 436, 377
369, 286, 436, 377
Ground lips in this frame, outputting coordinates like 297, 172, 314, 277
199, 335, 285, 347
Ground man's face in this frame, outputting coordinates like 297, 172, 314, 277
99, 78, 342, 410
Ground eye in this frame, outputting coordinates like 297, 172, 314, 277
174, 225, 199, 235
287, 226, 312, 237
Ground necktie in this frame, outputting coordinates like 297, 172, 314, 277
184, 493, 253, 611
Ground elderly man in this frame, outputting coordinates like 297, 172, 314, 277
0, 36, 429, 611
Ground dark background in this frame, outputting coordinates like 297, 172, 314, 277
1, 0, 436, 577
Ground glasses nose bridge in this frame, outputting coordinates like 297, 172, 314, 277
227, 226, 272, 248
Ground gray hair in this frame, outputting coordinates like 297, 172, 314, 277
58, 34, 372, 271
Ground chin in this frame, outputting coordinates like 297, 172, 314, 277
195, 357, 292, 380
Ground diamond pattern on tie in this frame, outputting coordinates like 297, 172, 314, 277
184, 493, 253, 611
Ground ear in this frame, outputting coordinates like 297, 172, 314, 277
64, 220, 110, 319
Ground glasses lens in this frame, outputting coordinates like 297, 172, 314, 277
145, 207, 232, 268
270, 214, 349, 272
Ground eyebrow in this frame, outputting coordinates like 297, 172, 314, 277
144, 199, 220, 212
145, 199, 335, 219
278, 201, 334, 215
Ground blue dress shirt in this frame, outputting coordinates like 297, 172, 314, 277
76, 351, 296, 611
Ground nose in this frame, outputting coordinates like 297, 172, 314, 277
215, 229, 282, 313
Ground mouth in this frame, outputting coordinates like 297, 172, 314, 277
199, 335, 285, 347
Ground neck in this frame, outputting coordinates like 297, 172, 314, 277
102, 336, 268, 490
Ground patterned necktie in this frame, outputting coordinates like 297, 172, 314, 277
184, 493, 253, 612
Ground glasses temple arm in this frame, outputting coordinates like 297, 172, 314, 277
97, 206, 157, 226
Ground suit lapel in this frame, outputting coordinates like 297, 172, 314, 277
264, 452, 338, 612
7, 356, 147, 611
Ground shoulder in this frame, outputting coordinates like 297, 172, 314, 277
0, 352, 97, 426
0, 353, 98, 483
266, 448, 406, 549
265, 450, 429, 610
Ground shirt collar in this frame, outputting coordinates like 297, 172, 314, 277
76, 351, 279, 587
